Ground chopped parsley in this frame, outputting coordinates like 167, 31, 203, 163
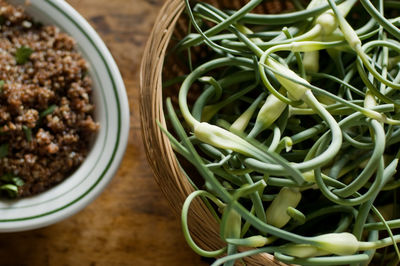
0, 143, 8, 158
0, 184, 18, 198
0, 174, 24, 199
40, 104, 57, 118
0, 174, 24, 187
15, 46, 33, 65
22, 125, 32, 142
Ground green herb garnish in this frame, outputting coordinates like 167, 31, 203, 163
22, 125, 32, 142
15, 46, 33, 65
0, 174, 24, 198
0, 174, 24, 187
40, 104, 57, 118
0, 80, 4, 93
12, 177, 24, 187
0, 143, 8, 158
0, 184, 18, 198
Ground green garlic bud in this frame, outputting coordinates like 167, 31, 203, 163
315, 0, 357, 36
194, 122, 254, 157
303, 50, 320, 74
266, 59, 310, 101
303, 171, 316, 183
280, 243, 330, 258
223, 209, 241, 239
315, 12, 338, 36
226, 235, 269, 248
266, 187, 302, 228
230, 93, 265, 133
313, 232, 359, 256
254, 92, 287, 132
364, 90, 377, 109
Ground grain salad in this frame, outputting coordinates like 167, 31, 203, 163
0, 0, 99, 198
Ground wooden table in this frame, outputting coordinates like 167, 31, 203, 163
0, 1, 208, 265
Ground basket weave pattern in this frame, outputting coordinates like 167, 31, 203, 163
140, 1, 293, 264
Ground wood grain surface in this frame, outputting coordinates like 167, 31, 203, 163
0, 1, 208, 265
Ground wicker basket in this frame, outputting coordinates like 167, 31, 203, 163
140, 1, 293, 265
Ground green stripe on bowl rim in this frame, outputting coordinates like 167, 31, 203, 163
0, 0, 123, 222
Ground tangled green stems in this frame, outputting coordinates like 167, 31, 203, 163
161, 0, 400, 265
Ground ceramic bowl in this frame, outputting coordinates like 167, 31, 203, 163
0, 0, 130, 232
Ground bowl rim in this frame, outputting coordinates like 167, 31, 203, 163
0, 0, 130, 232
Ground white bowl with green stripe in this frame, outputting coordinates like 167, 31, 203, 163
0, 0, 129, 232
